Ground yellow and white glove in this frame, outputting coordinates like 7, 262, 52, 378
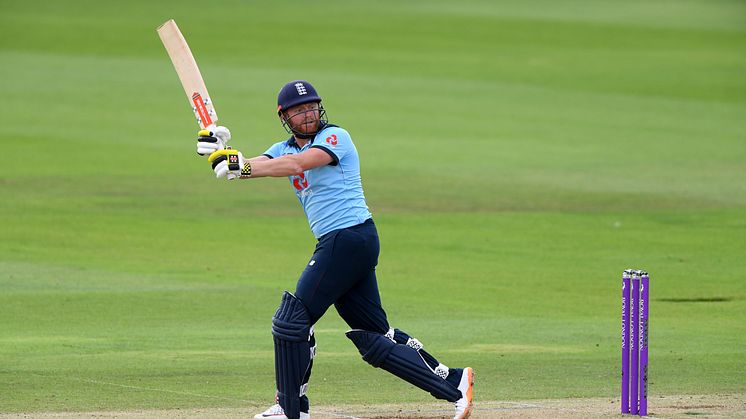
196, 125, 231, 156
208, 149, 252, 179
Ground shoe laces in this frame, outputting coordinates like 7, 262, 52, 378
455, 396, 469, 412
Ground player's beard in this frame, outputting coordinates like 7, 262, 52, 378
293, 118, 320, 139
284, 106, 327, 139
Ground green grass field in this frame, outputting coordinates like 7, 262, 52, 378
1, 0, 745, 415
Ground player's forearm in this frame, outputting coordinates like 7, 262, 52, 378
248, 155, 303, 178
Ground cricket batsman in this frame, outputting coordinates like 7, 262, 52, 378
197, 80, 474, 419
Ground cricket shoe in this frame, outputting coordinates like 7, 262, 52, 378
253, 403, 309, 419
453, 367, 474, 419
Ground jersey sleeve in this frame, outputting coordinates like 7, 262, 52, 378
310, 127, 353, 166
262, 141, 285, 159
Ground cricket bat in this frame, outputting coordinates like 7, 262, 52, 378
158, 19, 236, 179
157, 19, 218, 130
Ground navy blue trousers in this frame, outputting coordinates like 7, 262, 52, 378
279, 219, 462, 415
294, 218, 389, 333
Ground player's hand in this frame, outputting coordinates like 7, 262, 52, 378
208, 149, 252, 179
196, 125, 231, 156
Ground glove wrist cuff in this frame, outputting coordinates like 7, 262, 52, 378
240, 160, 252, 178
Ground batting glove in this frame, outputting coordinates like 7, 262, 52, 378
208, 149, 252, 179
196, 125, 231, 156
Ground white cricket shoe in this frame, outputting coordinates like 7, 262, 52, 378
453, 367, 474, 419
253, 403, 310, 419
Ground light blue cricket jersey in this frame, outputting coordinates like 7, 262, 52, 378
262, 124, 372, 239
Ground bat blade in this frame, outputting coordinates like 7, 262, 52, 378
157, 19, 218, 129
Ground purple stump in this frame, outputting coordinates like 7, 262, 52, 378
621, 270, 631, 413
639, 272, 650, 416
630, 271, 640, 414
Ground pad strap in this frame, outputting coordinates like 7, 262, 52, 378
385, 328, 450, 379
346, 329, 461, 402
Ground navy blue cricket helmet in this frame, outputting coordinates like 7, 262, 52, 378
277, 80, 322, 114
